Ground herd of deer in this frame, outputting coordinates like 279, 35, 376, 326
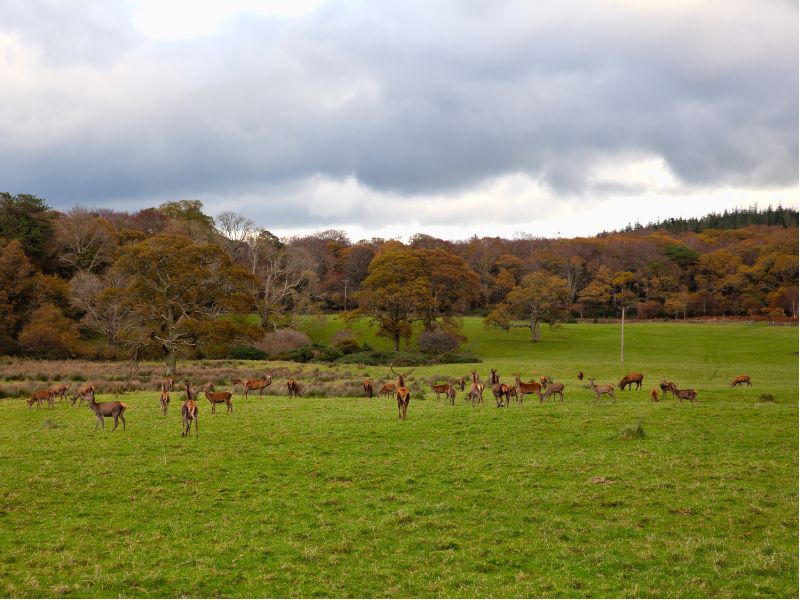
25, 368, 753, 428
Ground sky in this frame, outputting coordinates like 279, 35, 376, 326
0, 0, 797, 242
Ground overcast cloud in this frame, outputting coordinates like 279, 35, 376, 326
0, 0, 796, 239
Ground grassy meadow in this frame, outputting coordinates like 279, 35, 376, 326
0, 319, 797, 597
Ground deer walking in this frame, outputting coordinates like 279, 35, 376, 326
233, 375, 272, 400
70, 384, 95, 406
159, 384, 170, 416
48, 384, 69, 403
588, 378, 616, 401
86, 391, 127, 430
181, 383, 198, 436
729, 374, 752, 387
203, 382, 233, 414
28, 389, 54, 409
391, 364, 414, 419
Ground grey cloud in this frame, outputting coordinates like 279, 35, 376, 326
0, 0, 795, 214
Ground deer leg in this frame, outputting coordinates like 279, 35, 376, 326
120, 413, 126, 429
112, 414, 119, 430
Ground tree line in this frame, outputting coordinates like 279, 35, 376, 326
0, 192, 796, 367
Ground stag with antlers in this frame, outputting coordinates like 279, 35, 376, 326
391, 364, 414, 419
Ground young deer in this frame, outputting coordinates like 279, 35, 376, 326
203, 382, 233, 414
650, 388, 659, 402
159, 384, 170, 416
537, 382, 565, 403
28, 389, 54, 409
507, 385, 518, 404
86, 391, 127, 430
181, 383, 198, 436
588, 378, 616, 401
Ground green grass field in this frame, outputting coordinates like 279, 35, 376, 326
0, 320, 797, 597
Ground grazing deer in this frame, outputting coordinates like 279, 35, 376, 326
48, 384, 69, 402
660, 380, 677, 400
287, 379, 302, 398
159, 384, 170, 416
673, 386, 698, 402
86, 391, 126, 430
378, 382, 396, 398
391, 364, 414, 419
490, 369, 510, 407
730, 374, 752, 388
577, 371, 584, 381
156, 377, 175, 392
203, 382, 233, 414
445, 378, 457, 405
619, 372, 644, 391
513, 374, 542, 404
650, 388, 659, 402
363, 380, 374, 398
536, 382, 565, 403
181, 383, 198, 436
430, 380, 452, 401
70, 384, 95, 406
465, 370, 484, 406
28, 389, 54, 409
588, 378, 616, 401
234, 375, 272, 400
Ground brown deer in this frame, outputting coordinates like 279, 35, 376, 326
507, 385, 518, 403
287, 379, 302, 398
650, 388, 659, 402
455, 377, 466, 392
203, 382, 233, 414
159, 384, 170, 416
619, 372, 644, 391
539, 375, 552, 386
70, 384, 95, 406
673, 386, 698, 402
536, 382, 565, 403
28, 389, 54, 409
156, 377, 175, 392
391, 364, 414, 419
577, 371, 584, 381
513, 374, 542, 404
430, 380, 452, 401
588, 378, 616, 401
729, 374, 752, 388
86, 391, 127, 430
362, 380, 374, 398
445, 377, 457, 405
234, 375, 272, 400
181, 383, 198, 436
660, 380, 677, 400
465, 370, 484, 406
378, 382, 396, 398
490, 369, 510, 407
48, 384, 69, 402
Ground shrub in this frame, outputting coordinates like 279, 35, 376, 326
272, 344, 344, 363
257, 329, 312, 356
417, 329, 461, 355
331, 331, 362, 355
229, 346, 268, 360
18, 304, 80, 359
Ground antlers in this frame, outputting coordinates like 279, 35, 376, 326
389, 362, 415, 378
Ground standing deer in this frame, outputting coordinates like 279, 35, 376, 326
588, 378, 616, 401
536, 382, 565, 403
287, 379, 302, 398
28, 389, 54, 409
619, 372, 644, 391
378, 382, 396, 398
673, 386, 698, 402
490, 369, 510, 407
650, 388, 659, 402
507, 385, 518, 404
660, 380, 677, 400
181, 383, 198, 436
513, 374, 542, 404
203, 382, 233, 414
159, 384, 170, 416
466, 370, 484, 406
455, 377, 466, 392
156, 377, 175, 392
234, 375, 272, 400
363, 380, 374, 398
430, 380, 452, 401
730, 374, 752, 387
86, 391, 127, 430
445, 377, 457, 405
70, 384, 95, 406
48, 384, 69, 402
391, 364, 414, 419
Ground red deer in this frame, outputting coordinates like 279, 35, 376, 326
673, 386, 698, 402
378, 382, 396, 398
159, 384, 170, 416
181, 383, 198, 436
391, 365, 414, 419
48, 384, 69, 402
234, 375, 272, 400
466, 370, 484, 406
70, 384, 95, 406
660, 380, 677, 400
730, 374, 752, 388
577, 371, 584, 381
619, 372, 644, 391
513, 374, 542, 404
537, 382, 565, 403
28, 389, 54, 409
156, 377, 175, 392
363, 380, 374, 398
650, 388, 659, 402
430, 380, 452, 401
539, 375, 552, 386
588, 378, 616, 401
507, 385, 518, 403
287, 379, 302, 398
445, 378, 457, 405
455, 377, 466, 392
203, 382, 233, 414
86, 391, 126, 430
490, 369, 510, 407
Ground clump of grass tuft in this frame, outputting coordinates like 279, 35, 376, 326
619, 421, 645, 440
41, 419, 65, 430
759, 393, 776, 403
